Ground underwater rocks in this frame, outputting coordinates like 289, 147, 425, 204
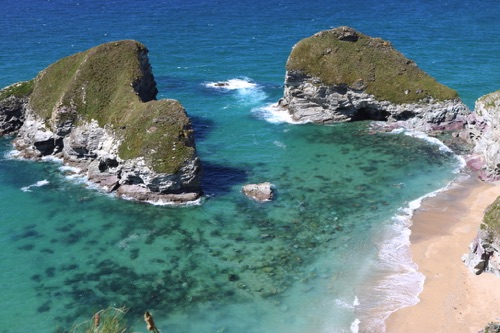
0, 41, 202, 204
242, 182, 275, 202
278, 26, 470, 134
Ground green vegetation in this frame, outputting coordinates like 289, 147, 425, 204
482, 196, 500, 238
0, 80, 34, 100
477, 90, 500, 110
28, 40, 194, 174
286, 27, 459, 104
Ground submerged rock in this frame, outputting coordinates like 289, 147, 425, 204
0, 40, 202, 204
242, 182, 275, 202
277, 26, 470, 133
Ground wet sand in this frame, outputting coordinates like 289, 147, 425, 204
385, 176, 500, 333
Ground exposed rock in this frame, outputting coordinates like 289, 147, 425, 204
0, 81, 33, 135
477, 322, 500, 333
0, 40, 202, 204
242, 182, 274, 202
463, 196, 500, 277
464, 90, 500, 180
277, 26, 470, 134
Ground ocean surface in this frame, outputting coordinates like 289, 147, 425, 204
1, 1, 499, 332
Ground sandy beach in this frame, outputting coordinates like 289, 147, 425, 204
385, 176, 500, 333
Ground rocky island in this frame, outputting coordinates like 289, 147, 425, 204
278, 26, 470, 134
0, 40, 202, 204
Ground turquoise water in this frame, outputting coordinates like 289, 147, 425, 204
1, 1, 499, 332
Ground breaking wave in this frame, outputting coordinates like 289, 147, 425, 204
251, 103, 305, 124
204, 78, 258, 90
21, 179, 49, 192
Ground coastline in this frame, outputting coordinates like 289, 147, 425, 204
385, 175, 500, 333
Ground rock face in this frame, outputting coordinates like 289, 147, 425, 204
242, 182, 274, 202
278, 26, 470, 133
0, 81, 33, 135
0, 40, 202, 204
463, 196, 500, 277
464, 90, 500, 180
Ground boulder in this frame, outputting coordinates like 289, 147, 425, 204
242, 182, 275, 202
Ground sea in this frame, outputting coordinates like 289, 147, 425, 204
1, 1, 499, 332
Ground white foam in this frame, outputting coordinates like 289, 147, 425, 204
145, 196, 203, 207
21, 179, 49, 192
350, 318, 360, 333
59, 165, 81, 174
252, 103, 306, 124
5, 149, 24, 160
389, 128, 466, 172
273, 140, 287, 149
204, 78, 257, 90
41, 155, 63, 163
355, 180, 460, 331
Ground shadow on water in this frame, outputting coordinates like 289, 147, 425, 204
189, 115, 215, 142
154, 75, 189, 92
201, 161, 248, 197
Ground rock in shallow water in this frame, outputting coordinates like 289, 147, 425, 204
242, 182, 275, 202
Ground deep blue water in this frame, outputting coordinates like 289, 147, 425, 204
0, 1, 499, 332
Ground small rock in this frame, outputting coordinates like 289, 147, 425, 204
242, 182, 275, 202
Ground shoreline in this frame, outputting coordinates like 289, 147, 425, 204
385, 175, 500, 332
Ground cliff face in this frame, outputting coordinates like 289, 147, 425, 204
0, 40, 202, 204
278, 26, 470, 132
463, 90, 500, 276
465, 90, 500, 180
463, 196, 500, 277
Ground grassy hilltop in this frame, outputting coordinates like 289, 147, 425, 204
286, 26, 459, 104
27, 40, 195, 174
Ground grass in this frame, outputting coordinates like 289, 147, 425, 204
27, 40, 195, 174
482, 196, 500, 239
0, 80, 34, 100
286, 26, 458, 104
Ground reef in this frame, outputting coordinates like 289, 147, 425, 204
0, 40, 202, 204
277, 26, 470, 134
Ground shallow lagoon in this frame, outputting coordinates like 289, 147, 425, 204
0, 115, 460, 332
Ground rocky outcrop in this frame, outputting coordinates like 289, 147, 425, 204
0, 40, 202, 204
0, 81, 33, 136
278, 26, 470, 133
478, 322, 500, 333
242, 182, 275, 202
463, 196, 500, 277
462, 228, 500, 276
464, 90, 500, 180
